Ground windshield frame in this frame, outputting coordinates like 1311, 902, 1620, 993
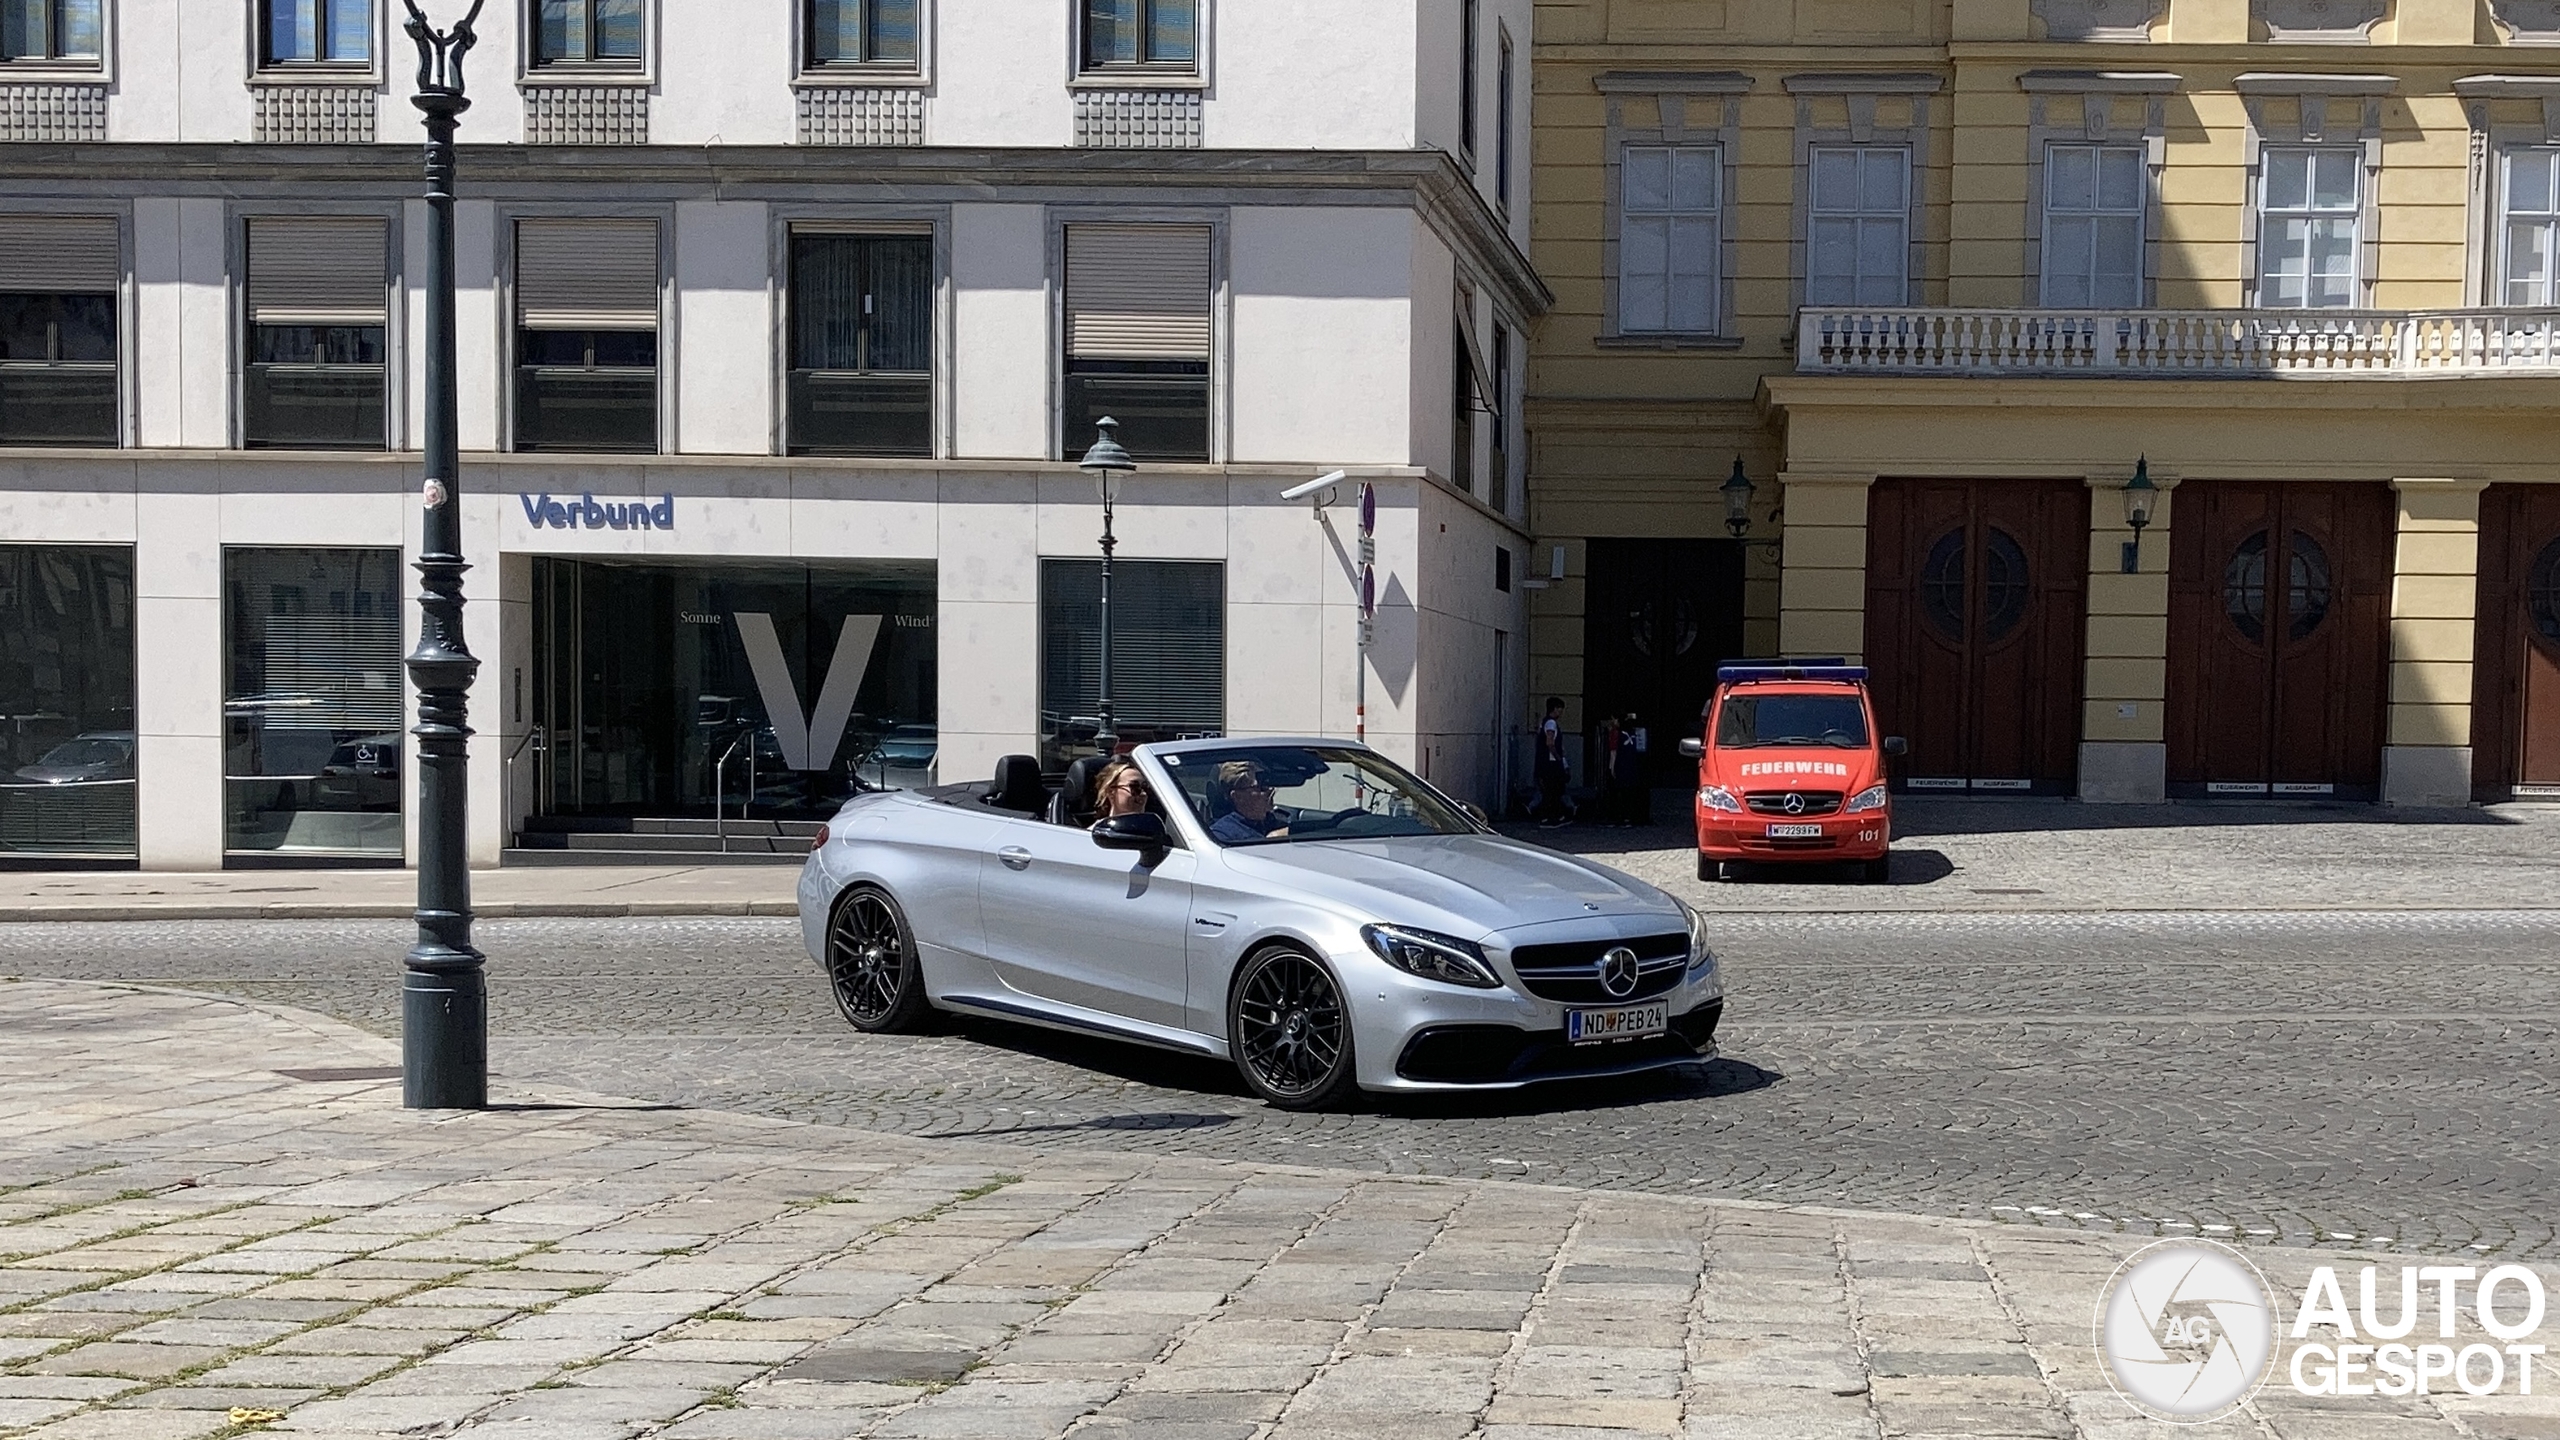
1712, 689, 1873, 751
1143, 742, 1487, 849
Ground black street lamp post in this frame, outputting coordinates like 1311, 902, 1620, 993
401, 0, 488, 1111
1078, 418, 1135, 756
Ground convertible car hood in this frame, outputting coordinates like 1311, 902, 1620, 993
1219, 833, 1677, 936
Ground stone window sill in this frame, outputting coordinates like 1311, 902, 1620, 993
1596, 332, 1745, 350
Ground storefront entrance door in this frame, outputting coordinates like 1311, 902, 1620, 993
1865, 478, 2088, 793
531, 558, 936, 821
2167, 482, 2391, 799
2472, 485, 2560, 800
1582, 539, 1744, 781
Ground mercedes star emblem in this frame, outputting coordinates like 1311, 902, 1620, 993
1783, 792, 1807, 815
1599, 946, 1641, 999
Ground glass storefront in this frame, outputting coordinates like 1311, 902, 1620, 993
0, 545, 136, 860
531, 558, 936, 819
224, 547, 406, 860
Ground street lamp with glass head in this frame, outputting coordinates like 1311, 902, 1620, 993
1721, 458, 1755, 541
2121, 457, 2158, 574
1079, 417, 1136, 755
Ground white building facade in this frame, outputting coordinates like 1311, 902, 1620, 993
0, 0, 1542, 868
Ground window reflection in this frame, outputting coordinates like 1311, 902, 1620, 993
0, 545, 135, 859
224, 548, 405, 860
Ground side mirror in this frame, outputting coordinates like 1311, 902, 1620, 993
1091, 811, 1169, 863
1678, 738, 1703, 759
1883, 736, 1908, 758
1460, 802, 1490, 828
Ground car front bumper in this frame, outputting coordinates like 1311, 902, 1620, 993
1696, 809, 1889, 863
1344, 952, 1728, 1093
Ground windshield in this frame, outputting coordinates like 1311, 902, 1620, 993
1716, 693, 1870, 749
1158, 745, 1479, 846
34, 738, 128, 769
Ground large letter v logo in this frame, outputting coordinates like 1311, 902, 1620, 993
732, 613, 885, 772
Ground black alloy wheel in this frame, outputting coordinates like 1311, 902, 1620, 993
1229, 946, 1359, 1110
827, 886, 931, 1033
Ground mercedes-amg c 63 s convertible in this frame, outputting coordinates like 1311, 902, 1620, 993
799, 737, 1724, 1109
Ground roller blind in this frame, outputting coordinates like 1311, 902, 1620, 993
516, 218, 659, 330
1040, 558, 1224, 738
247, 218, 387, 327
1065, 224, 1210, 361
0, 216, 119, 292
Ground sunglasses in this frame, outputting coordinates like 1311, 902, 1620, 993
1231, 783, 1272, 795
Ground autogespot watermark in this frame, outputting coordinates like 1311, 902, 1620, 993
2096, 1241, 2551, 1423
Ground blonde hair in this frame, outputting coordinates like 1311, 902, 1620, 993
1092, 758, 1145, 805
1216, 759, 1265, 794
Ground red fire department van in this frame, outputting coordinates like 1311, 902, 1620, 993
1678, 664, 1905, 884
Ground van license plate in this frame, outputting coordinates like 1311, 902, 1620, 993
1765, 823, 1822, 837
1567, 1002, 1668, 1044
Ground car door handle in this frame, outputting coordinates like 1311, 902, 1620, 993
997, 846, 1032, 870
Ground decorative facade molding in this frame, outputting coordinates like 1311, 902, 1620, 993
253, 86, 377, 143
523, 86, 649, 146
1071, 89, 1202, 149
2021, 85, 2172, 306
0, 84, 106, 142
795, 86, 925, 146
2251, 0, 2386, 43
2488, 0, 2560, 43
2029, 0, 2165, 42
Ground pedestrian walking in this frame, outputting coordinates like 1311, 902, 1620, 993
1614, 713, 1651, 826
1535, 697, 1571, 827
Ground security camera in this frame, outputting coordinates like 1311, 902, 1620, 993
1281, 470, 1347, 504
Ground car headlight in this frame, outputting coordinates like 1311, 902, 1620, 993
1678, 901, 1717, 975
1846, 784, 1889, 814
1362, 924, 1500, 989
1699, 785, 1742, 813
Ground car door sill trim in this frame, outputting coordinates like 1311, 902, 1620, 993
937, 993, 1226, 1058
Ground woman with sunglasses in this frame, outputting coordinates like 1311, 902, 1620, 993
1088, 758, 1153, 826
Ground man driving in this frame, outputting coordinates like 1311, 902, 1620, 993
1207, 760, 1290, 844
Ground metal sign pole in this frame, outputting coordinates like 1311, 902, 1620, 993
1357, 483, 1375, 746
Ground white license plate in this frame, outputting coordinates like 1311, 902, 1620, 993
1764, 823, 1823, 837
1567, 1001, 1669, 1044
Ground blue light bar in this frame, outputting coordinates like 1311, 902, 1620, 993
1717, 664, 1869, 684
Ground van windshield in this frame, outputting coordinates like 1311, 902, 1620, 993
1716, 694, 1869, 749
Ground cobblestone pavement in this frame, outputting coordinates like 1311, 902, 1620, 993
3, 909, 2556, 1262
4, 977, 2557, 1440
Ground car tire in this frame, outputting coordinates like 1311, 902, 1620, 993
1695, 852, 1715, 883
1228, 944, 1360, 1111
825, 885, 933, 1034
1861, 856, 1892, 885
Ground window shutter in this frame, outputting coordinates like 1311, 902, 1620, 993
516, 219, 659, 330
0, 216, 119, 292
1040, 558, 1225, 738
247, 218, 387, 327
1065, 224, 1211, 361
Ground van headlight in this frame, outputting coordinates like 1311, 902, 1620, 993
1846, 784, 1889, 813
1699, 785, 1743, 813
1362, 924, 1500, 989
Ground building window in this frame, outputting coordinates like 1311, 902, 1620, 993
1080, 0, 1193, 73
1489, 322, 1510, 514
0, 0, 101, 62
1495, 30, 1513, 213
1038, 557, 1223, 770
803, 0, 916, 68
1451, 308, 1474, 496
2500, 149, 2560, 306
789, 230, 931, 458
0, 545, 135, 860
0, 215, 118, 449
514, 218, 657, 453
244, 217, 387, 450
262, 0, 369, 66
1459, 0, 1478, 158
224, 548, 405, 860
1807, 146, 1910, 306
1621, 144, 1720, 333
1062, 223, 1209, 462
533, 0, 641, 66
2258, 147, 2359, 309
2041, 144, 2144, 308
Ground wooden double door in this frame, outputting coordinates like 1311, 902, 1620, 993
1866, 478, 2089, 793
2472, 485, 2560, 800
2167, 482, 2392, 798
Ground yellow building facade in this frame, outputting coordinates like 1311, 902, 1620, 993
1530, 0, 2560, 806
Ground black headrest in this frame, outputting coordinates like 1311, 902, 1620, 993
985, 755, 1046, 812
1063, 755, 1106, 805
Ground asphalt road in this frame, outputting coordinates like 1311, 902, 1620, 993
4, 908, 2555, 1258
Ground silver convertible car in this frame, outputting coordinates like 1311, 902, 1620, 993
796, 737, 1725, 1110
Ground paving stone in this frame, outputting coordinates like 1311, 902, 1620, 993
24, 1341, 226, 1379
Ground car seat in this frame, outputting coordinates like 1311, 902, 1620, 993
1049, 755, 1106, 826
981, 755, 1046, 812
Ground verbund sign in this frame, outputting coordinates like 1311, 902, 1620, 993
520, 493, 676, 531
